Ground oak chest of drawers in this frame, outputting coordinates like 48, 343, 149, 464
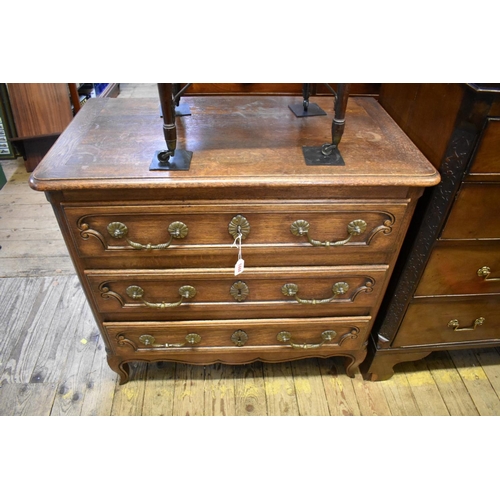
30, 95, 438, 384
361, 83, 500, 380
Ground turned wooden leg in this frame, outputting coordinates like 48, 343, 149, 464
107, 355, 130, 385
362, 350, 433, 381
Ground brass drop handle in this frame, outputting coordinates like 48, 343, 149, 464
126, 285, 196, 308
477, 266, 500, 282
107, 221, 188, 249
138, 333, 201, 347
281, 281, 349, 304
277, 330, 336, 349
448, 317, 485, 331
290, 219, 367, 247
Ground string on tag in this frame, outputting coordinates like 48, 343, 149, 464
232, 231, 245, 275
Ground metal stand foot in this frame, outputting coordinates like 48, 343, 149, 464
175, 103, 191, 116
150, 149, 193, 171
288, 102, 326, 117
302, 146, 345, 166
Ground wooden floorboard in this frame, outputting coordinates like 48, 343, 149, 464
142, 362, 177, 416
1, 86, 500, 416
291, 358, 330, 416
203, 363, 237, 416
262, 361, 300, 416
424, 351, 479, 416
318, 357, 361, 416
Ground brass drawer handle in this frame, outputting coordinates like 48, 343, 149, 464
138, 333, 201, 347
231, 329, 249, 347
290, 219, 367, 247
107, 221, 188, 249
126, 285, 196, 308
477, 266, 500, 282
448, 317, 485, 331
281, 281, 349, 304
277, 330, 336, 349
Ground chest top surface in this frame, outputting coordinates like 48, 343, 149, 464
30, 96, 439, 192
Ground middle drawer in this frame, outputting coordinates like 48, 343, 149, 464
86, 266, 387, 321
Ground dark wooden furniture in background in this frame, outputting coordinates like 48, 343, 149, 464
361, 83, 500, 380
8, 83, 74, 172
180, 83, 380, 97
7, 83, 120, 172
30, 95, 438, 384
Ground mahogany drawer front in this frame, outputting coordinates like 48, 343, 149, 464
103, 316, 372, 356
63, 202, 408, 266
467, 118, 500, 176
441, 183, 500, 240
392, 296, 500, 347
415, 241, 500, 296
86, 266, 387, 321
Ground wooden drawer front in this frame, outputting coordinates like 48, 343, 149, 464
63, 202, 407, 266
392, 296, 500, 347
415, 241, 500, 296
103, 316, 371, 356
468, 119, 500, 175
87, 266, 387, 321
441, 183, 500, 240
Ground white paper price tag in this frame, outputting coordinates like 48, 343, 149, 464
234, 258, 245, 276
232, 232, 245, 276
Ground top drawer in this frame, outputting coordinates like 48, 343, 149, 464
62, 201, 409, 268
467, 119, 500, 177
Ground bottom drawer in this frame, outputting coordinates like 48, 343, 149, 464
104, 316, 371, 357
393, 296, 500, 347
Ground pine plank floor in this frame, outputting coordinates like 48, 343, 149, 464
1, 84, 500, 416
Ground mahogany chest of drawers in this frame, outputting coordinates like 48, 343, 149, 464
30, 95, 438, 384
361, 83, 500, 380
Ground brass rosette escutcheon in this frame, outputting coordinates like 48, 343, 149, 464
290, 218, 367, 247
106, 220, 188, 250
231, 330, 249, 347
107, 221, 129, 239
281, 281, 349, 305
138, 333, 201, 348
125, 284, 196, 308
277, 330, 336, 349
228, 215, 251, 240
230, 281, 250, 302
